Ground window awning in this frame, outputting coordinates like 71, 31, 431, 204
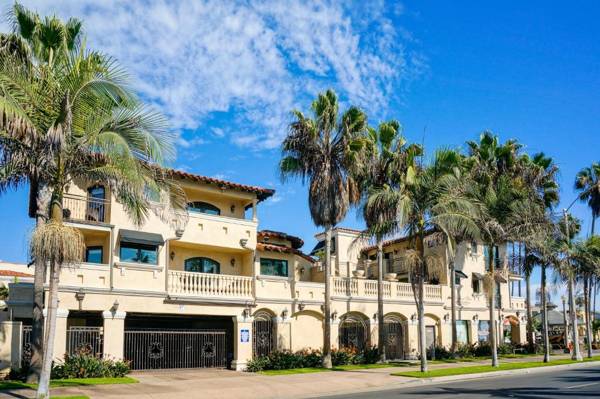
495, 274, 507, 283
455, 270, 468, 279
472, 272, 484, 280
119, 229, 164, 246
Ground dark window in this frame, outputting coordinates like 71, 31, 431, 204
86, 185, 106, 222
260, 258, 288, 277
184, 257, 220, 273
187, 201, 221, 215
120, 242, 158, 264
472, 278, 482, 294
85, 246, 103, 264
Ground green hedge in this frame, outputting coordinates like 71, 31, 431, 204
51, 351, 130, 379
246, 347, 379, 372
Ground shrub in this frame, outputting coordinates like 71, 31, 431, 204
245, 347, 381, 371
51, 349, 130, 379
331, 347, 356, 366
497, 343, 515, 355
246, 356, 270, 372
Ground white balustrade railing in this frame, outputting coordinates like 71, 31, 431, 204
168, 271, 253, 298
331, 277, 442, 301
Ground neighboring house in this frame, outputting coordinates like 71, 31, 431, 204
7, 170, 527, 371
0, 262, 34, 322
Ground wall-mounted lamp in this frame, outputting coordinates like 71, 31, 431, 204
373, 313, 378, 321
472, 314, 479, 322
243, 302, 252, 319
410, 313, 417, 323
299, 267, 306, 274
75, 290, 85, 310
240, 238, 248, 248
281, 309, 289, 319
230, 258, 236, 267
230, 205, 236, 214
332, 310, 338, 320
443, 313, 450, 322
111, 300, 119, 312
298, 302, 305, 311
170, 251, 175, 261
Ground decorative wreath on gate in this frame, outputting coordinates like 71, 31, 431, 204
202, 342, 215, 358
148, 342, 164, 359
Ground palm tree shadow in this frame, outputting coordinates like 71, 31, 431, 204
416, 386, 598, 398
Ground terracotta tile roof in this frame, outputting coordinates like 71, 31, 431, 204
361, 229, 438, 253
166, 168, 275, 201
258, 230, 304, 249
0, 270, 33, 278
257, 243, 315, 263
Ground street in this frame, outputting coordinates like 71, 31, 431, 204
317, 365, 600, 399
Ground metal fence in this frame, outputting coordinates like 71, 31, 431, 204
66, 326, 104, 356
124, 329, 228, 370
22, 325, 32, 365
253, 313, 274, 358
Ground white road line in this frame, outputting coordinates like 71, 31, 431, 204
566, 381, 600, 389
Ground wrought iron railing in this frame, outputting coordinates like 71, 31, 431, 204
66, 326, 104, 356
63, 194, 111, 223
331, 277, 442, 301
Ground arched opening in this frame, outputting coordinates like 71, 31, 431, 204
184, 257, 220, 274
504, 315, 520, 344
339, 313, 369, 351
187, 201, 221, 216
424, 314, 441, 359
86, 185, 106, 222
384, 314, 405, 360
253, 311, 274, 357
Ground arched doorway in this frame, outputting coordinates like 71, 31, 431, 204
384, 315, 404, 360
253, 311, 274, 357
339, 314, 368, 351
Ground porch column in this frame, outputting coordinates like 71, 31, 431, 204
103, 310, 126, 359
406, 319, 419, 359
330, 318, 340, 350
369, 316, 379, 348
251, 199, 258, 222
274, 316, 291, 351
232, 315, 253, 371
469, 319, 479, 345
50, 308, 69, 360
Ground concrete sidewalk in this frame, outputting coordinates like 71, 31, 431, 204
1, 353, 593, 399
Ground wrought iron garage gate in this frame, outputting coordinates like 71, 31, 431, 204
67, 326, 104, 356
124, 329, 227, 370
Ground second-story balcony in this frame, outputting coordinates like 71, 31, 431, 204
63, 194, 111, 225
167, 270, 253, 301
177, 211, 257, 251
331, 276, 442, 302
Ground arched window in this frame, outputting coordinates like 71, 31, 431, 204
86, 185, 106, 222
253, 311, 274, 358
339, 315, 368, 351
187, 201, 221, 216
184, 257, 220, 274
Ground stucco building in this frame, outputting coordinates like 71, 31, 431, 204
6, 170, 527, 370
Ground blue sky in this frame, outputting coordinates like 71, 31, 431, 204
1, 1, 598, 304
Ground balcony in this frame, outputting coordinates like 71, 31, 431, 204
510, 296, 526, 310
167, 271, 253, 300
332, 277, 442, 302
177, 211, 257, 251
63, 194, 111, 224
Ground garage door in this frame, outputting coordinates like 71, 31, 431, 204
124, 329, 227, 370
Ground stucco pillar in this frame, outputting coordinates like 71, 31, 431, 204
274, 316, 291, 351
232, 315, 253, 371
469, 319, 479, 345
330, 318, 340, 350
406, 321, 419, 359
369, 317, 378, 348
102, 310, 126, 360
0, 321, 22, 373
49, 308, 69, 360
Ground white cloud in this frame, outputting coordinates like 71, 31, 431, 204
2, 1, 424, 151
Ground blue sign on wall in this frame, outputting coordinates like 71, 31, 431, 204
241, 328, 250, 343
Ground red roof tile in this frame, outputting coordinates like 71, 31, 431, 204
166, 168, 275, 201
258, 230, 304, 249
0, 270, 33, 278
257, 243, 315, 263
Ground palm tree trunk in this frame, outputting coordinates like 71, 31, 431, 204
541, 264, 550, 363
377, 240, 386, 362
488, 244, 499, 367
322, 226, 333, 369
417, 275, 427, 372
449, 259, 458, 353
525, 272, 534, 353
568, 273, 583, 361
584, 276, 593, 358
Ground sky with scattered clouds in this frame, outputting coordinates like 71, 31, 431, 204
1, 1, 599, 304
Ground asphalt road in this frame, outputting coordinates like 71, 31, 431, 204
317, 365, 600, 399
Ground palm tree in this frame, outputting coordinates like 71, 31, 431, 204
1, 3, 84, 382
280, 89, 367, 368
465, 132, 545, 367
520, 152, 560, 353
1, 38, 183, 398
575, 162, 600, 236
356, 120, 420, 361
400, 149, 479, 372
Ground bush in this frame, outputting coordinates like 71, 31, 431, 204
497, 343, 515, 355
331, 347, 355, 366
51, 349, 130, 379
246, 356, 271, 372
245, 347, 381, 371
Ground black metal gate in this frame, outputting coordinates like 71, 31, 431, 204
124, 329, 227, 370
253, 313, 274, 357
384, 318, 404, 360
339, 316, 368, 351
21, 325, 32, 365
67, 326, 104, 356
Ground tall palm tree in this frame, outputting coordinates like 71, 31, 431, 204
465, 132, 545, 367
356, 120, 420, 361
520, 152, 560, 353
575, 162, 600, 236
400, 149, 479, 372
280, 89, 367, 368
1, 3, 84, 382
1, 39, 183, 398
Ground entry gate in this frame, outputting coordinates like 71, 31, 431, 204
67, 326, 104, 356
124, 329, 227, 370
383, 319, 404, 360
